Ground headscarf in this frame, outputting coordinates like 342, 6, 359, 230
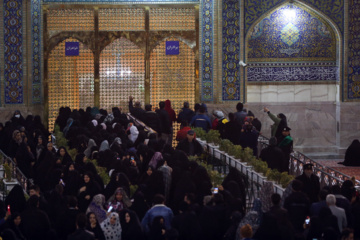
259, 181, 274, 213
110, 137, 122, 148
92, 119, 98, 127
99, 140, 110, 152
100, 123, 107, 130
148, 152, 163, 169
86, 194, 107, 224
108, 187, 132, 210
63, 118, 74, 137
84, 139, 97, 158
128, 125, 139, 144
101, 212, 122, 240
12, 130, 22, 144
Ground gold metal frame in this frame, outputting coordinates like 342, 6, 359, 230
43, 4, 199, 128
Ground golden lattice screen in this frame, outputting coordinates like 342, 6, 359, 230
99, 8, 145, 31
100, 38, 145, 112
48, 38, 94, 132
47, 9, 94, 38
150, 38, 195, 145
149, 8, 195, 31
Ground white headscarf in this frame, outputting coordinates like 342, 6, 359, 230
99, 140, 110, 152
101, 212, 122, 240
128, 125, 139, 144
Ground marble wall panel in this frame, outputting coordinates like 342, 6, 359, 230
278, 85, 295, 102
260, 85, 278, 102
294, 85, 311, 102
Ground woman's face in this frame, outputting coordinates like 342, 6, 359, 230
60, 148, 66, 156
83, 155, 88, 163
115, 193, 123, 201
15, 133, 21, 141
125, 212, 130, 223
14, 216, 21, 226
69, 164, 75, 171
37, 137, 43, 144
84, 175, 90, 183
89, 213, 97, 225
47, 143, 53, 151
110, 216, 117, 225
147, 167, 153, 176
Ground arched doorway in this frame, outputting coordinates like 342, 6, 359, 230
47, 38, 94, 131
150, 37, 196, 145
100, 37, 145, 112
245, 2, 341, 102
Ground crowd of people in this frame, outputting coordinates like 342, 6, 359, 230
0, 98, 358, 240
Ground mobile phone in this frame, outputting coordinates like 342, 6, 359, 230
60, 179, 65, 187
7, 205, 10, 214
212, 188, 218, 194
107, 206, 113, 212
305, 216, 310, 225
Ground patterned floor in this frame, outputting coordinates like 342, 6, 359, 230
316, 159, 360, 181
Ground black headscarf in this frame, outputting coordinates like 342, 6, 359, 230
5, 185, 26, 214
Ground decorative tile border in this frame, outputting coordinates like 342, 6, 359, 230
248, 62, 337, 67
347, 0, 360, 99
247, 66, 339, 82
44, 0, 199, 2
222, 0, 240, 101
200, 0, 214, 101
31, 0, 41, 103
4, 0, 23, 104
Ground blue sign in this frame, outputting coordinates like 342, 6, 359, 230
65, 42, 79, 56
166, 41, 179, 55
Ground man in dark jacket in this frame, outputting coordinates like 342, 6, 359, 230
284, 179, 311, 234
176, 130, 203, 156
143, 104, 161, 134
177, 102, 195, 124
67, 213, 94, 240
156, 101, 172, 145
259, 137, 286, 172
223, 113, 241, 145
254, 193, 294, 240
190, 106, 211, 132
20, 195, 52, 240
295, 163, 320, 203
234, 102, 247, 126
128, 96, 145, 121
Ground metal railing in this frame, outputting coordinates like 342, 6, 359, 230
197, 139, 285, 210
257, 135, 360, 188
0, 150, 34, 196
127, 113, 157, 135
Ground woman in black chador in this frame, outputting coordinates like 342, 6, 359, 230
338, 139, 360, 166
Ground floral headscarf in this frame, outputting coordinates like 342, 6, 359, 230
101, 212, 122, 240
86, 194, 107, 223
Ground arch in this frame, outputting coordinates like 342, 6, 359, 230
150, 37, 196, 145
149, 37, 196, 111
244, 0, 342, 88
47, 38, 94, 131
245, 0, 342, 47
99, 37, 145, 112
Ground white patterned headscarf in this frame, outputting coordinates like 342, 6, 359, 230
259, 181, 274, 213
101, 212, 122, 240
